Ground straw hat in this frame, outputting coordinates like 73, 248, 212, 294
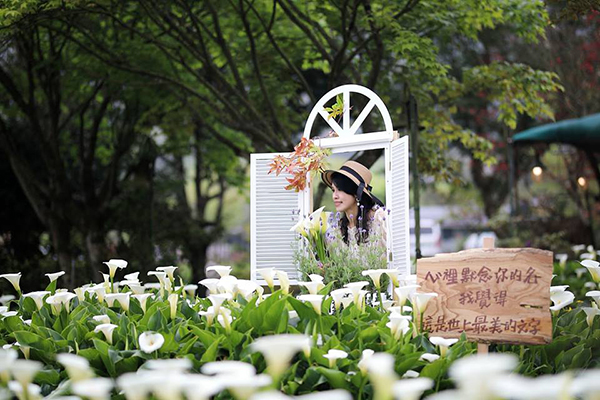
321, 161, 383, 206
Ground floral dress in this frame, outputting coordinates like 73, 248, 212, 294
327, 206, 388, 247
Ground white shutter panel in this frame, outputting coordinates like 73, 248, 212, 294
250, 153, 301, 283
388, 136, 411, 275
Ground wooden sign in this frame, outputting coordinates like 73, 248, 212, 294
416, 246, 553, 345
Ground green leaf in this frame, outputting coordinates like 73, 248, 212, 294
200, 337, 222, 363
35, 368, 61, 386
314, 366, 351, 390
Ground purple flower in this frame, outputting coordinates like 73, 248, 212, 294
360, 204, 364, 209
358, 215, 362, 221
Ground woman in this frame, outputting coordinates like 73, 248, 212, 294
321, 160, 387, 246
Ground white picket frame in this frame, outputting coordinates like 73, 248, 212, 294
250, 84, 411, 285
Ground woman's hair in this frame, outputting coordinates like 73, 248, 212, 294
331, 172, 375, 244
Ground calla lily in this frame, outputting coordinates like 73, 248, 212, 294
225, 374, 272, 400
550, 290, 575, 313
181, 375, 224, 400
124, 272, 140, 281
365, 353, 397, 400
22, 291, 50, 310
384, 269, 401, 287
256, 268, 275, 290
10, 359, 42, 389
358, 349, 374, 376
323, 349, 348, 369
450, 353, 518, 398
132, 294, 153, 313
290, 217, 310, 237
199, 307, 217, 326
138, 332, 164, 353
402, 370, 420, 378
386, 313, 411, 339
74, 287, 87, 302
0, 295, 15, 305
251, 334, 310, 379
145, 358, 192, 372
45, 271, 65, 282
330, 289, 350, 310
199, 278, 220, 295
582, 307, 600, 327
217, 275, 239, 296
550, 285, 569, 294
308, 274, 324, 284
217, 308, 234, 333
429, 336, 459, 357
94, 323, 118, 344
238, 280, 261, 300
581, 259, 600, 283
275, 270, 290, 294
72, 377, 113, 400
411, 292, 438, 314
0, 273, 21, 293
8, 381, 41, 400
362, 269, 387, 289
344, 281, 369, 304
392, 377, 433, 400
183, 284, 198, 297
1, 310, 17, 318
90, 284, 106, 303
586, 291, 600, 308
103, 259, 128, 278
208, 293, 232, 315
156, 266, 178, 281
0, 348, 18, 383
105, 293, 130, 312
420, 353, 440, 362
341, 296, 354, 309
117, 371, 155, 400
93, 315, 111, 325
394, 285, 421, 307
206, 265, 232, 278
297, 294, 324, 315
48, 292, 78, 313
201, 360, 256, 377
56, 353, 94, 381
168, 293, 178, 319
298, 281, 322, 295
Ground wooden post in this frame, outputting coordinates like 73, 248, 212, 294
477, 237, 495, 354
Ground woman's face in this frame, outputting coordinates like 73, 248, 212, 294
332, 183, 355, 213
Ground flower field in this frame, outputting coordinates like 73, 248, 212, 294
0, 252, 600, 400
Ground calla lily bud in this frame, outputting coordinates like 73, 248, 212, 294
168, 293, 178, 319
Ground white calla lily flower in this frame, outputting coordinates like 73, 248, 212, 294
251, 334, 310, 379
103, 259, 127, 279
206, 265, 232, 278
429, 336, 459, 357
138, 332, 165, 354
93, 315, 111, 325
56, 353, 94, 381
394, 284, 420, 307
94, 323, 118, 345
72, 377, 113, 400
144, 358, 192, 372
330, 289, 350, 310
361, 269, 387, 289
365, 353, 397, 400
298, 281, 322, 295
420, 353, 440, 362
392, 377, 434, 400
45, 271, 65, 283
22, 291, 50, 310
581, 259, 600, 283
275, 270, 290, 294
256, 268, 275, 289
10, 359, 42, 388
105, 293, 131, 312
550, 290, 575, 313
323, 349, 348, 368
358, 349, 374, 376
586, 290, 600, 308
8, 381, 41, 400
344, 281, 369, 304
208, 293, 232, 315
156, 266, 178, 281
225, 374, 272, 400
123, 272, 140, 281
199, 278, 220, 295
582, 307, 600, 327
297, 294, 324, 315
132, 293, 153, 313
0, 273, 21, 293
411, 292, 438, 314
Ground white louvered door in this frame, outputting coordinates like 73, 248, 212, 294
250, 153, 302, 283
387, 136, 411, 275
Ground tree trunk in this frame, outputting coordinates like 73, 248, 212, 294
48, 217, 73, 287
190, 244, 209, 296
85, 227, 105, 284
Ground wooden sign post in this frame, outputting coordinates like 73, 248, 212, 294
417, 240, 553, 347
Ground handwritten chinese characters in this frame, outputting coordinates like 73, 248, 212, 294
417, 247, 553, 345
